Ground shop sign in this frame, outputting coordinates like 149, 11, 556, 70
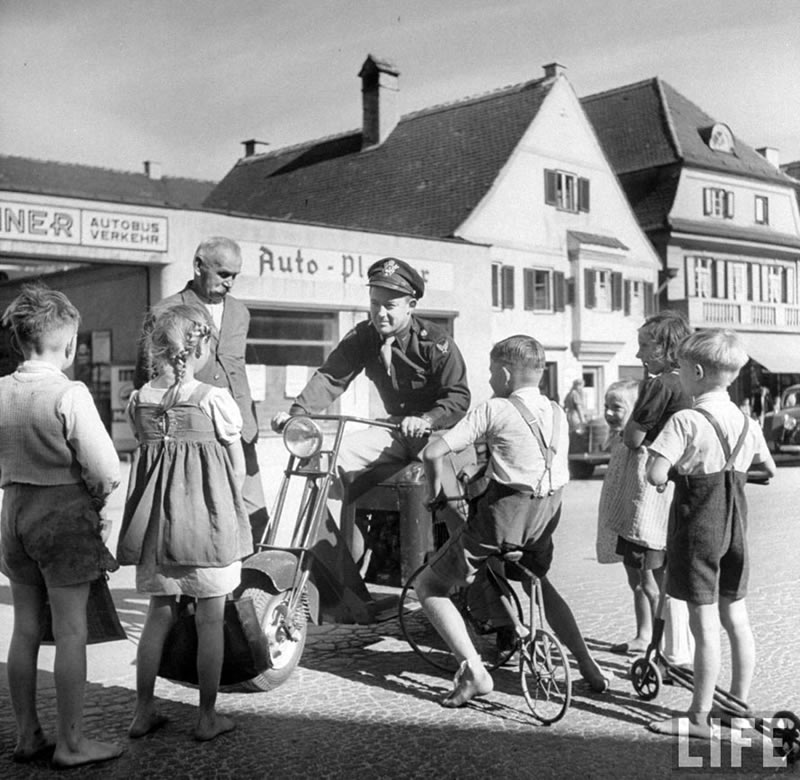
239, 241, 454, 291
0, 200, 168, 252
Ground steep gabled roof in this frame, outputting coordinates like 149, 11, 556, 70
0, 155, 215, 209
582, 79, 792, 185
204, 77, 555, 237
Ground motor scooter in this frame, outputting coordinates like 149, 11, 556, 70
232, 414, 402, 692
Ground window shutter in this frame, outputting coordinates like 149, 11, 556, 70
491, 264, 500, 307
724, 191, 735, 219
584, 269, 596, 309
523, 268, 533, 310
578, 177, 590, 212
703, 189, 713, 216
554, 271, 566, 311
501, 265, 515, 309
624, 280, 631, 315
544, 169, 556, 205
643, 282, 655, 316
611, 272, 623, 310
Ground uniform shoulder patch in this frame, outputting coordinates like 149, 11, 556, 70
435, 337, 450, 354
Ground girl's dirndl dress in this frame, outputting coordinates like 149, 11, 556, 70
117, 380, 252, 598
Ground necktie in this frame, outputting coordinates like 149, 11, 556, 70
380, 336, 395, 375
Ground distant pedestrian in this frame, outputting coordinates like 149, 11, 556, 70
0, 283, 123, 769
119, 301, 252, 741
646, 328, 775, 738
563, 378, 586, 433
610, 310, 694, 663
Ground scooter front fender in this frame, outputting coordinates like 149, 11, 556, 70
241, 549, 320, 624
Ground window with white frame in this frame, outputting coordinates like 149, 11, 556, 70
754, 196, 769, 225
703, 188, 734, 219
523, 268, 551, 310
694, 257, 714, 298
729, 262, 748, 302
764, 265, 783, 304
491, 263, 515, 309
624, 279, 645, 318
544, 169, 590, 213
584, 269, 623, 311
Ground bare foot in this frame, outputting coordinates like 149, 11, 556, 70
441, 660, 494, 708
13, 728, 55, 763
129, 711, 169, 739
609, 638, 649, 655
194, 713, 236, 742
51, 738, 125, 769
578, 663, 614, 693
647, 714, 718, 739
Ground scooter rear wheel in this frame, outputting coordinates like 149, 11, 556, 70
229, 587, 308, 693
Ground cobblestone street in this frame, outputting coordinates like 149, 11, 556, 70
1, 452, 798, 779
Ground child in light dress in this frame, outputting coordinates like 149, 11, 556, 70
608, 311, 694, 665
117, 301, 252, 742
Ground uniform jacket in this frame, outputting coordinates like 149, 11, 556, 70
290, 315, 470, 430
134, 283, 258, 443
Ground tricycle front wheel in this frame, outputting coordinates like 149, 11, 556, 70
229, 587, 308, 693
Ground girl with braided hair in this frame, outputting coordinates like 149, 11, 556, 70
117, 301, 252, 742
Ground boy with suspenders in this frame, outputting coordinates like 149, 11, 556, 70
415, 335, 611, 707
646, 329, 776, 738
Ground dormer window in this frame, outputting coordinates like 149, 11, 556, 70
706, 123, 735, 154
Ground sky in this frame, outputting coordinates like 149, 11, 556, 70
1, 0, 799, 183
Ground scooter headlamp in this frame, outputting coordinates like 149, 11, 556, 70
283, 416, 323, 459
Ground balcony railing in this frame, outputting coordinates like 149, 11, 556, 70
682, 298, 800, 331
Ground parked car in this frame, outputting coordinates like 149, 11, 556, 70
763, 384, 800, 455
567, 417, 610, 479
567, 410, 777, 483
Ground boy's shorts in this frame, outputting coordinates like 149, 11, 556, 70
615, 536, 665, 571
428, 481, 563, 588
0, 483, 117, 588
666, 472, 748, 605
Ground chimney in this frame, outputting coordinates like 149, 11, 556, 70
143, 160, 162, 180
359, 54, 400, 149
241, 139, 270, 157
543, 62, 566, 79
756, 146, 780, 168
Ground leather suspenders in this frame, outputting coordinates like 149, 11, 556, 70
507, 395, 561, 496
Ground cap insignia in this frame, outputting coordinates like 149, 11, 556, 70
381, 259, 399, 277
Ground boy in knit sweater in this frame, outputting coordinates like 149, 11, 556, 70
0, 284, 123, 769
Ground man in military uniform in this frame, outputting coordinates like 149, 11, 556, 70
272, 257, 472, 566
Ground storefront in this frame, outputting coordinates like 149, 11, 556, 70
1, 191, 493, 449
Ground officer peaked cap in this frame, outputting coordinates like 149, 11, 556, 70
367, 257, 425, 299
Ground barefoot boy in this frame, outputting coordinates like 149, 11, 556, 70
414, 334, 610, 706
646, 329, 776, 738
0, 284, 123, 768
